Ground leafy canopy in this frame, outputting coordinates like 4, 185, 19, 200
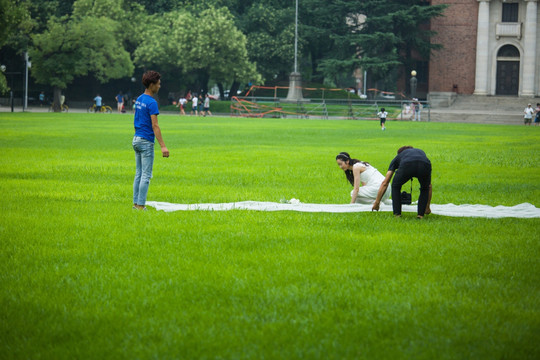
0, 0, 31, 93
303, 0, 447, 83
29, 0, 138, 90
30, 15, 133, 89
134, 6, 261, 85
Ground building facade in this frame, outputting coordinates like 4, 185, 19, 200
428, 0, 539, 101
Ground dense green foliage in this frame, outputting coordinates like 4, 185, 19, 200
0, 113, 539, 359
0, 0, 30, 93
1, 0, 449, 101
134, 6, 261, 94
339, 0, 447, 82
30, 16, 133, 88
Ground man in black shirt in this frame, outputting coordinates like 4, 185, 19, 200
372, 146, 432, 218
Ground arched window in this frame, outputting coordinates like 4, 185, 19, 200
497, 45, 520, 58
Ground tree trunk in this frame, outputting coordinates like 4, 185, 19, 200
229, 81, 240, 100
199, 71, 209, 96
217, 83, 225, 101
52, 87, 62, 112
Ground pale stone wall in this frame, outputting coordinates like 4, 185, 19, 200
429, 0, 539, 98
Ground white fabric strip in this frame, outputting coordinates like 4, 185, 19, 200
145, 201, 540, 218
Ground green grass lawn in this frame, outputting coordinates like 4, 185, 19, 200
1, 112, 539, 359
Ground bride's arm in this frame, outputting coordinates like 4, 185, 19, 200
350, 165, 365, 204
372, 170, 394, 211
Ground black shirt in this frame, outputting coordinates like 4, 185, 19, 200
388, 148, 430, 171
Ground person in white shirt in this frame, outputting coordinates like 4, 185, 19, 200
203, 94, 212, 117
177, 97, 187, 115
191, 95, 198, 116
377, 107, 388, 130
524, 104, 534, 126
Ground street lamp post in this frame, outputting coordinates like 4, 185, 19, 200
285, 0, 305, 103
24, 51, 31, 111
130, 77, 137, 111
410, 70, 417, 99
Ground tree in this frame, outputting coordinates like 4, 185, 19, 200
357, 0, 447, 82
0, 0, 30, 93
71, 0, 147, 54
4, 0, 77, 56
234, 1, 298, 82
132, 0, 179, 14
30, 14, 134, 111
302, 0, 447, 87
134, 7, 261, 99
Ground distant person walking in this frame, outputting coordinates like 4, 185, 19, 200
178, 96, 187, 115
132, 71, 169, 211
39, 91, 45, 107
413, 98, 421, 121
203, 94, 212, 116
191, 94, 198, 116
197, 94, 204, 115
377, 107, 388, 130
524, 104, 534, 125
94, 94, 102, 112
534, 103, 540, 126
116, 91, 124, 113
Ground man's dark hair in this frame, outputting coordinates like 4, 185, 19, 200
397, 146, 414, 154
142, 71, 161, 89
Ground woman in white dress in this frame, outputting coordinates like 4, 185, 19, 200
336, 152, 391, 204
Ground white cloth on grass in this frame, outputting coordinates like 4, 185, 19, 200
145, 201, 540, 218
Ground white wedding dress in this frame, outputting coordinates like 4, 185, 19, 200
351, 163, 391, 204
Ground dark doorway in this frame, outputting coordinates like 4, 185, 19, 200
496, 61, 519, 95
496, 45, 520, 95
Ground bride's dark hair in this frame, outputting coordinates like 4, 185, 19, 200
336, 152, 370, 186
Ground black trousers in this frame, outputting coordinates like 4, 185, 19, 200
391, 160, 432, 216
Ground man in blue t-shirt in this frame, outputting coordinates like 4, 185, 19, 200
132, 71, 169, 211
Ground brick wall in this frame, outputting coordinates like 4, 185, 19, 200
429, 0, 478, 94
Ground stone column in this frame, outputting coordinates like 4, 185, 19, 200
474, 0, 491, 95
521, 0, 538, 97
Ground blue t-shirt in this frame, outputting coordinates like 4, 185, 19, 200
134, 94, 159, 143
94, 96, 102, 106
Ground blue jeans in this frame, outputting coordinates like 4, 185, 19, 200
133, 136, 154, 205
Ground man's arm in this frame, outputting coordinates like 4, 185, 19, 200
425, 184, 432, 214
151, 114, 169, 157
372, 170, 394, 211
